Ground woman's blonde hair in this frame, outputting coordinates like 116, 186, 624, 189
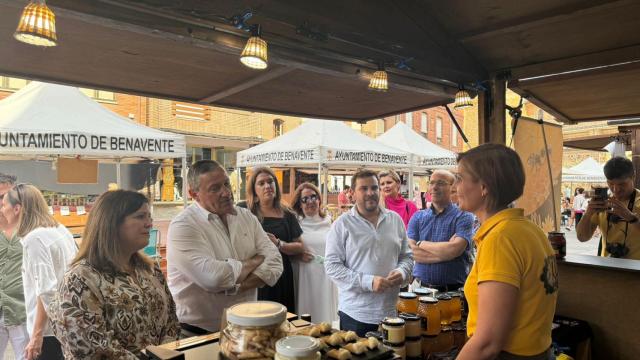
73, 190, 152, 273
291, 182, 327, 218
378, 169, 401, 185
246, 167, 292, 221
5, 184, 58, 238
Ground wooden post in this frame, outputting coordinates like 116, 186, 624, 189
633, 128, 640, 189
477, 75, 507, 144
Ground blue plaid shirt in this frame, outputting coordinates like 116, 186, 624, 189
407, 203, 474, 286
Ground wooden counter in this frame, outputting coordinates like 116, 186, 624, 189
556, 255, 640, 360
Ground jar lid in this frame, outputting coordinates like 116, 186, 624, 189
418, 296, 438, 304
226, 301, 287, 327
276, 336, 320, 358
413, 288, 431, 295
405, 336, 422, 342
399, 292, 417, 299
436, 294, 452, 301
446, 291, 461, 298
398, 313, 420, 321
382, 317, 405, 326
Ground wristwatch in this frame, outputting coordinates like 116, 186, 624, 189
415, 240, 423, 248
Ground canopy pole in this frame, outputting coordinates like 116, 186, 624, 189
317, 162, 322, 189
236, 167, 242, 202
408, 155, 415, 201
182, 155, 188, 208
116, 159, 122, 189
323, 166, 328, 205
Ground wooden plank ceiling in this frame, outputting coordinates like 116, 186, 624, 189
0, 0, 639, 122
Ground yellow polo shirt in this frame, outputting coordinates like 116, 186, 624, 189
464, 208, 558, 356
590, 189, 640, 259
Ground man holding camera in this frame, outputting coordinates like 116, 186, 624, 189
577, 157, 640, 259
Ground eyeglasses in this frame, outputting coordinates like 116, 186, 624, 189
430, 180, 452, 187
301, 194, 318, 204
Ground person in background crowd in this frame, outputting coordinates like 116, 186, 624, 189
561, 197, 572, 227
338, 185, 352, 209
168, 160, 282, 334
408, 170, 474, 292
577, 156, 640, 259
49, 191, 180, 358
455, 144, 558, 360
291, 182, 338, 324
379, 170, 418, 228
325, 170, 413, 336
0, 174, 29, 360
5, 184, 77, 360
247, 167, 307, 313
566, 188, 585, 230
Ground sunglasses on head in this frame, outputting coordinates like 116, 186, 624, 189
301, 194, 318, 204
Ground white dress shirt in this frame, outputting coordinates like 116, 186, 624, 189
167, 203, 283, 332
21, 224, 77, 337
325, 207, 413, 325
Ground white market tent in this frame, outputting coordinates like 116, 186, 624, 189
237, 119, 411, 201
377, 121, 457, 170
0, 82, 188, 202
562, 157, 607, 183
376, 122, 457, 194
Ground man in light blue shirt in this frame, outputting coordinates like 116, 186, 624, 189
325, 170, 413, 336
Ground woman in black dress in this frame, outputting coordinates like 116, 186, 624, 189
247, 167, 311, 312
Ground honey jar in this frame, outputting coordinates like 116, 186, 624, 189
381, 317, 406, 344
399, 313, 421, 338
436, 294, 453, 325
405, 337, 421, 359
417, 296, 440, 336
446, 291, 462, 323
396, 292, 418, 314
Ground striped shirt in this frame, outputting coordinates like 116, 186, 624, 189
408, 203, 474, 286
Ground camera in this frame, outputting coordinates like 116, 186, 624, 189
606, 242, 629, 258
594, 187, 608, 202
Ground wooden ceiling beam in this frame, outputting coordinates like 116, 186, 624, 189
457, 0, 630, 44
508, 86, 573, 124
509, 44, 640, 80
200, 67, 295, 103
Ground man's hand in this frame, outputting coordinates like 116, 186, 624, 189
372, 276, 391, 293
386, 270, 403, 287
237, 254, 265, 284
24, 333, 43, 360
607, 198, 637, 221
585, 199, 607, 215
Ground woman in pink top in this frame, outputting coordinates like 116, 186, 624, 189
379, 170, 418, 228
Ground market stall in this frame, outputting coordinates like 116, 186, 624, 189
236, 119, 410, 204
562, 157, 606, 183
0, 81, 187, 233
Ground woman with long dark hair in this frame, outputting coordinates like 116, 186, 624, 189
49, 190, 180, 358
247, 167, 308, 312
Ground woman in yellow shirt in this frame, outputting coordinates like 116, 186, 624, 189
455, 144, 558, 360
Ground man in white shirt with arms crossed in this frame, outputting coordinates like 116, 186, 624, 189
168, 160, 283, 334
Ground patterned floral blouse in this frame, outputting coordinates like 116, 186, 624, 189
49, 260, 180, 359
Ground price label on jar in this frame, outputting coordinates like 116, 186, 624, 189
76, 206, 86, 215
60, 206, 70, 216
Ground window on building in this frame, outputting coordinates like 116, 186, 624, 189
405, 112, 413, 124
451, 122, 458, 146
273, 119, 284, 137
174, 102, 207, 121
80, 88, 116, 102
420, 113, 428, 133
436, 117, 443, 143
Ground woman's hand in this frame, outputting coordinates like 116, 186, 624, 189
24, 334, 43, 360
266, 232, 279, 246
301, 250, 315, 263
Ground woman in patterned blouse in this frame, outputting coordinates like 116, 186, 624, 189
49, 190, 180, 359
